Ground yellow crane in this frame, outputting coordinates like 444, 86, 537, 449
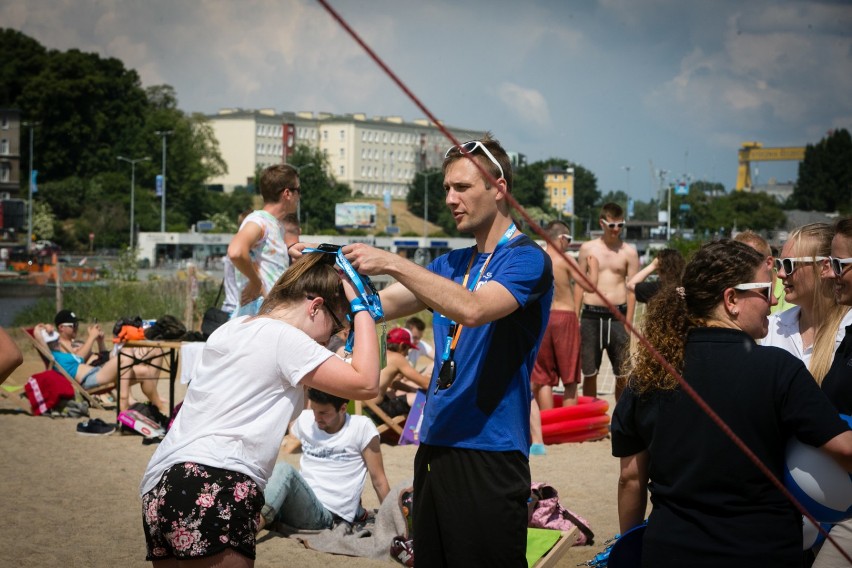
736, 141, 805, 191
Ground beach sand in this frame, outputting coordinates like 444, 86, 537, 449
0, 342, 621, 568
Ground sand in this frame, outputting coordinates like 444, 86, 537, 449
0, 344, 621, 568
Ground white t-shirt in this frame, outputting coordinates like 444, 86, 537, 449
763, 306, 852, 368
292, 410, 379, 522
406, 339, 434, 368
139, 316, 333, 496
234, 210, 290, 299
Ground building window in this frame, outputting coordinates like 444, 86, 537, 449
323, 130, 328, 141
339, 148, 344, 158
339, 129, 345, 140
339, 165, 344, 176
0, 163, 9, 182
0, 115, 7, 129
0, 139, 7, 154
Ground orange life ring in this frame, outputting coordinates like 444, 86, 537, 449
542, 413, 610, 438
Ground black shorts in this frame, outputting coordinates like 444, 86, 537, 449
580, 304, 629, 377
141, 462, 263, 562
413, 444, 530, 566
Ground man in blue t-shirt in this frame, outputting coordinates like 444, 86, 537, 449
343, 135, 553, 566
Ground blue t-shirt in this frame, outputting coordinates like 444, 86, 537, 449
52, 350, 84, 378
421, 234, 553, 456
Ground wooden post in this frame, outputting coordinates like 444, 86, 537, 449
184, 263, 196, 331
55, 260, 63, 312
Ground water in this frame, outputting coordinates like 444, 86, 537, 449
0, 296, 46, 327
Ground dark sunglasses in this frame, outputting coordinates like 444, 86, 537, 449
829, 256, 852, 277
774, 256, 827, 275
307, 295, 346, 336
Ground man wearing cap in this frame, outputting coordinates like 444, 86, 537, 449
341, 134, 553, 565
369, 327, 430, 420
54, 309, 108, 364
227, 164, 301, 317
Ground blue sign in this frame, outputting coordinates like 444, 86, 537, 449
627, 197, 634, 218
679, 203, 691, 211
383, 188, 391, 210
31, 170, 38, 193
674, 182, 688, 196
156, 174, 164, 197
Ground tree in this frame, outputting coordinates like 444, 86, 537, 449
406, 169, 453, 235
0, 29, 47, 106
790, 129, 852, 213
31, 201, 55, 241
286, 144, 351, 232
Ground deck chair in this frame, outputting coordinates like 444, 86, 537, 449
353, 399, 406, 437
528, 527, 578, 568
21, 327, 114, 410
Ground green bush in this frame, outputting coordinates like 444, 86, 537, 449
12, 279, 220, 329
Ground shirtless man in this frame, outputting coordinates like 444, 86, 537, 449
369, 327, 431, 420
576, 202, 639, 400
531, 221, 597, 409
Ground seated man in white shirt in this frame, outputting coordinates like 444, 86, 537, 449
404, 316, 434, 370
258, 388, 391, 531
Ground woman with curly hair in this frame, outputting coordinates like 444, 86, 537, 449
139, 252, 379, 567
763, 223, 852, 385
626, 248, 685, 303
612, 239, 852, 567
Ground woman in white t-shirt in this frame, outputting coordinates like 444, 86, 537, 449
763, 223, 852, 384
139, 253, 379, 567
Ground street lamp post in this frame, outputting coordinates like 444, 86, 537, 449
22, 121, 39, 253
621, 165, 632, 220
155, 130, 173, 232
117, 156, 150, 249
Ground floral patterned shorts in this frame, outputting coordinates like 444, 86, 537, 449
142, 462, 263, 561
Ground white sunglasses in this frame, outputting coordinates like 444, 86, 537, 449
444, 140, 505, 180
774, 256, 827, 275
829, 256, 852, 277
732, 282, 773, 302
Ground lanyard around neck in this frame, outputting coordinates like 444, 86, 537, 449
442, 224, 517, 361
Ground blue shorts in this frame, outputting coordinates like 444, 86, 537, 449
79, 367, 100, 389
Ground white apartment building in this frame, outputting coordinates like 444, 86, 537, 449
206, 109, 484, 198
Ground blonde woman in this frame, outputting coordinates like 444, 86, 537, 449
763, 223, 852, 384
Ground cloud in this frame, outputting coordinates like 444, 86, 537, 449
496, 83, 551, 128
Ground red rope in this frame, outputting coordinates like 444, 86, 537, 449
315, 0, 851, 560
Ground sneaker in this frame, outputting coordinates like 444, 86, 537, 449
390, 536, 414, 567
76, 418, 116, 436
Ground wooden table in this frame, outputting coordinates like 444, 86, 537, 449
115, 340, 183, 422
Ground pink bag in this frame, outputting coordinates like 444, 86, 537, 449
528, 482, 595, 546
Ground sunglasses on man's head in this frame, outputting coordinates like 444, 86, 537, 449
444, 140, 505, 180
773, 256, 827, 275
732, 282, 773, 302
602, 221, 625, 229
829, 256, 852, 277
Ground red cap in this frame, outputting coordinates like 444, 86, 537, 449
387, 327, 418, 349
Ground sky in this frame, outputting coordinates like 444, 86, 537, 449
3, 0, 851, 203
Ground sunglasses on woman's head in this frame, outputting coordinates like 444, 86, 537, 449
773, 256, 827, 275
